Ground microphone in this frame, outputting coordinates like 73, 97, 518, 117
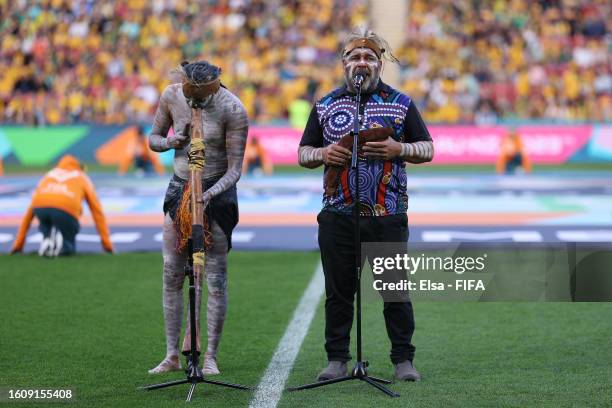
353, 69, 367, 88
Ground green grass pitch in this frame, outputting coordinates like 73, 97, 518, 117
1, 252, 610, 407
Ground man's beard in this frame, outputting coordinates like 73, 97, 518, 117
345, 67, 380, 93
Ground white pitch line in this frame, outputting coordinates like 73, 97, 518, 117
249, 263, 325, 408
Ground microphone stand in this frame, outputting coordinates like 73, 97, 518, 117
288, 77, 399, 397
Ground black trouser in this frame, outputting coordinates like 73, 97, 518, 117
317, 210, 416, 364
33, 207, 80, 255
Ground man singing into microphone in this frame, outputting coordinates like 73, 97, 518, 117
298, 28, 434, 381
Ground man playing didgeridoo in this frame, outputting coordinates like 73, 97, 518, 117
148, 61, 248, 375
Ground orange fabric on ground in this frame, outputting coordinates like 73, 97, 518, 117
11, 155, 113, 252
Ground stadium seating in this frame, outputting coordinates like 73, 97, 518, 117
396, 0, 611, 123
1, 1, 609, 125
0, 0, 367, 125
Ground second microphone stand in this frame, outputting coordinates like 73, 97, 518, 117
288, 78, 400, 397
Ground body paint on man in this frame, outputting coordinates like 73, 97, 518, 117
148, 62, 248, 375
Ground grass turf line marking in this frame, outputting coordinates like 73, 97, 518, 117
248, 263, 324, 408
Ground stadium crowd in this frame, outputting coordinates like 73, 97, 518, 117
0, 0, 366, 125
0, 0, 609, 125
397, 0, 611, 123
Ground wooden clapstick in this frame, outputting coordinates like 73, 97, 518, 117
324, 127, 394, 197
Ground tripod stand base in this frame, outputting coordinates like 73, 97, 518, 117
142, 365, 250, 402
142, 377, 249, 402
287, 361, 399, 398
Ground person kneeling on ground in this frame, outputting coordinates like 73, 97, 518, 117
10, 155, 114, 257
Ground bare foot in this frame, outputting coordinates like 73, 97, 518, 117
203, 352, 220, 375
148, 356, 181, 374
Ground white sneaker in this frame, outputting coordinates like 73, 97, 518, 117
40, 228, 60, 258
148, 356, 182, 374
51, 229, 63, 257
38, 238, 53, 256
203, 352, 220, 375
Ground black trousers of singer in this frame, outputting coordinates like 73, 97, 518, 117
317, 210, 416, 365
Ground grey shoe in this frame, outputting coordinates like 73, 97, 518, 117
394, 360, 421, 381
317, 361, 347, 381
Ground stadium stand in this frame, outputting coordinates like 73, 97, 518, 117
396, 0, 611, 123
0, 1, 609, 125
0, 0, 367, 125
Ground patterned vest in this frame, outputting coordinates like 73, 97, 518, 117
316, 82, 410, 216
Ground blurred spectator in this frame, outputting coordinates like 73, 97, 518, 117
397, 0, 611, 123
242, 136, 273, 176
118, 125, 165, 176
496, 129, 532, 175
0, 0, 367, 125
474, 99, 500, 126
288, 93, 311, 130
